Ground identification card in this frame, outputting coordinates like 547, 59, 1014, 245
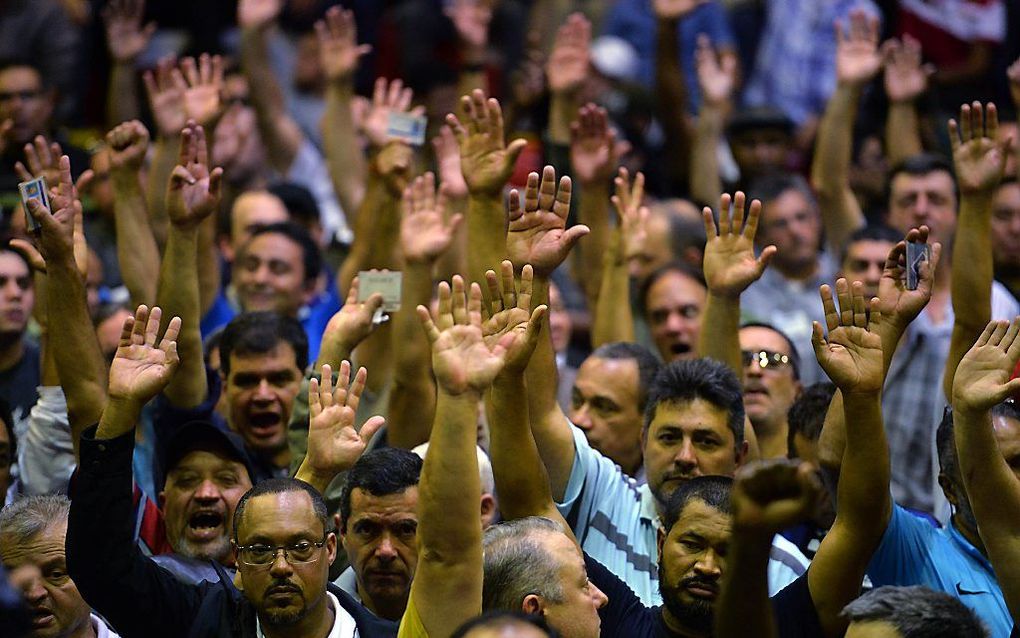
906, 241, 931, 291
358, 271, 402, 313
386, 112, 427, 146
18, 177, 48, 233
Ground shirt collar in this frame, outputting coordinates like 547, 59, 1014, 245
948, 519, 993, 573
639, 483, 661, 528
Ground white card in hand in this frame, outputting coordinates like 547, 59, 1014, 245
386, 112, 427, 146
358, 271, 402, 312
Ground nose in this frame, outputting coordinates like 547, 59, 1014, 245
591, 581, 609, 609
268, 550, 294, 577
665, 312, 685, 335
253, 379, 275, 400
571, 403, 593, 430
694, 548, 722, 579
20, 573, 46, 604
193, 478, 220, 501
912, 193, 931, 221
744, 359, 763, 377
375, 533, 398, 561
675, 438, 697, 469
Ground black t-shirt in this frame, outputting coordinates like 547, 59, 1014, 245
0, 338, 40, 435
588, 552, 825, 638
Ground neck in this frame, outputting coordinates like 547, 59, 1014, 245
69, 615, 99, 638
659, 608, 709, 638
358, 584, 408, 622
774, 259, 818, 282
753, 419, 789, 460
617, 447, 644, 480
0, 334, 24, 373
261, 593, 335, 638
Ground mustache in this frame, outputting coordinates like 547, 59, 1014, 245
679, 574, 719, 594
266, 581, 301, 595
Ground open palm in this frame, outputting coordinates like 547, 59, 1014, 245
401, 173, 461, 263
953, 320, 1020, 413
812, 280, 883, 394
507, 166, 589, 277
108, 305, 181, 404
835, 10, 882, 86
481, 262, 545, 373
875, 227, 940, 331
167, 123, 222, 230
950, 102, 1010, 194
448, 90, 525, 195
306, 363, 385, 474
702, 192, 774, 297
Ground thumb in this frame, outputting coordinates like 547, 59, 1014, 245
504, 138, 527, 169
810, 321, 827, 361
8, 239, 46, 273
168, 165, 195, 190
364, 292, 385, 315
757, 245, 777, 272
360, 416, 386, 444
561, 224, 591, 252
1003, 378, 1020, 399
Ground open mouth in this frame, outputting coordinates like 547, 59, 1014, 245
187, 510, 225, 540
248, 412, 282, 436
31, 608, 55, 628
669, 343, 692, 357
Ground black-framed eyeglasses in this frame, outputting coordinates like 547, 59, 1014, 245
235, 535, 327, 567
741, 349, 792, 371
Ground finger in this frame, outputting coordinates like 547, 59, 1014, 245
835, 278, 852, 327
452, 275, 468, 325
1002, 316, 1020, 353
13, 162, 32, 183
852, 281, 867, 328
308, 376, 322, 417
145, 306, 162, 347
335, 361, 352, 407
971, 101, 983, 141
868, 297, 883, 333
75, 169, 95, 195
500, 260, 516, 309
744, 198, 764, 240
553, 175, 573, 220
160, 316, 182, 360
417, 305, 441, 343
757, 245, 777, 272
989, 320, 1010, 347
484, 269, 502, 316
468, 282, 484, 327
819, 284, 839, 332
717, 192, 732, 235
702, 206, 717, 238
119, 314, 136, 349
359, 415, 386, 444
538, 165, 557, 213
320, 363, 334, 408
959, 103, 972, 143
1007, 318, 1020, 363
947, 118, 960, 152
810, 321, 828, 361
523, 171, 540, 212
523, 304, 547, 352
975, 320, 998, 347
732, 192, 747, 234
519, 264, 534, 312
437, 280, 453, 326
7, 239, 45, 273
987, 102, 999, 143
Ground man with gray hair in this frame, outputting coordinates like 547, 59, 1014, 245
0, 494, 121, 637
842, 586, 988, 638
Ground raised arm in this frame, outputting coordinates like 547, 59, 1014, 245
882, 35, 929, 165
107, 120, 160, 307
698, 191, 776, 374
809, 279, 891, 638
717, 459, 822, 638
447, 89, 526, 285
387, 173, 463, 449
545, 13, 590, 148
1009, 59, 1020, 181
689, 35, 736, 206
156, 122, 223, 408
102, 0, 153, 128
652, 1, 695, 190
295, 362, 385, 493
445, 0, 493, 95
408, 277, 516, 636
591, 169, 643, 348
317, 6, 371, 218
811, 10, 878, 255
506, 166, 589, 498
952, 318, 1020, 621
238, 0, 303, 173
943, 102, 1013, 399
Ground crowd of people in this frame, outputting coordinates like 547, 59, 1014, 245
0, 0, 1018, 636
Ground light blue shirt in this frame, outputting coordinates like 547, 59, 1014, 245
868, 504, 1013, 637
556, 424, 809, 605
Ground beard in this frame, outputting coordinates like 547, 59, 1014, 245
659, 575, 715, 636
173, 533, 232, 564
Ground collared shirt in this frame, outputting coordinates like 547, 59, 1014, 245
742, 254, 837, 386
556, 424, 808, 605
882, 282, 1019, 514
94, 613, 122, 638
742, 0, 880, 125
868, 504, 1013, 637
257, 591, 358, 638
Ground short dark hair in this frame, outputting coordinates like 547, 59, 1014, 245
451, 611, 560, 638
840, 224, 902, 266
643, 359, 745, 447
233, 478, 329, 542
0, 59, 49, 90
667, 212, 708, 261
885, 153, 958, 208
841, 586, 988, 637
219, 311, 308, 377
244, 221, 322, 284
661, 475, 733, 533
747, 173, 816, 211
590, 342, 662, 410
268, 182, 321, 231
936, 407, 957, 480
739, 322, 801, 380
339, 448, 423, 529
639, 260, 706, 315
787, 383, 835, 456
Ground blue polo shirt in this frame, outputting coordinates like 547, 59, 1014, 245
557, 423, 809, 606
868, 504, 1013, 637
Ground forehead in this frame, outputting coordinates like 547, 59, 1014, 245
0, 521, 66, 566
232, 194, 288, 228
650, 399, 733, 439
845, 239, 893, 263
168, 449, 247, 478
890, 170, 955, 198
548, 282, 563, 307
763, 188, 815, 220
244, 232, 303, 262
349, 486, 418, 519
0, 67, 40, 89
668, 499, 731, 542
577, 356, 639, 392
228, 343, 300, 374
739, 326, 791, 355
0, 252, 29, 277
537, 530, 584, 575
647, 271, 706, 308
238, 490, 320, 541
995, 183, 1020, 209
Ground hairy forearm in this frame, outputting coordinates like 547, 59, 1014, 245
716, 537, 776, 638
240, 27, 300, 172
654, 18, 692, 185
574, 183, 610, 310
95, 396, 142, 440
812, 84, 865, 254
466, 194, 506, 286
47, 260, 108, 452
156, 226, 208, 407
112, 172, 159, 307
107, 63, 141, 130
690, 108, 724, 206
145, 137, 178, 249
387, 262, 438, 449
698, 294, 742, 375
323, 83, 367, 218
885, 102, 923, 166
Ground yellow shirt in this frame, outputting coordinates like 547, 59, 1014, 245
397, 593, 429, 638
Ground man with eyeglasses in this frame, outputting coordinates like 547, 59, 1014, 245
66, 305, 397, 637
739, 324, 802, 460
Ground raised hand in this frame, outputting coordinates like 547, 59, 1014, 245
653, 0, 707, 19
374, 140, 414, 196
953, 318, 1020, 413
107, 305, 182, 405
361, 78, 422, 149
812, 278, 884, 394
179, 54, 225, 129
949, 101, 1013, 194
732, 459, 822, 535
432, 124, 469, 200
166, 121, 223, 230
14, 136, 85, 193
304, 362, 386, 477
418, 276, 515, 396
103, 0, 156, 64
875, 226, 941, 331
107, 120, 151, 173
445, 0, 493, 53
316, 7, 371, 85
570, 103, 630, 185
611, 168, 649, 270
546, 13, 590, 95
882, 35, 931, 104
446, 90, 526, 196
702, 191, 775, 298
320, 276, 384, 363
695, 35, 738, 108
143, 56, 187, 138
506, 165, 590, 277
835, 9, 882, 87
481, 261, 546, 373
401, 172, 463, 264
237, 0, 283, 30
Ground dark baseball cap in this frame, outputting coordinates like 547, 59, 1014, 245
157, 421, 257, 492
